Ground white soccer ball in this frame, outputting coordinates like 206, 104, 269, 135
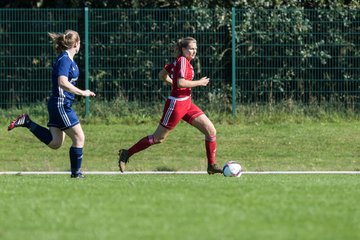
223, 161, 242, 177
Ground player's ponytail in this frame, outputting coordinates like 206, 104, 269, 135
48, 30, 80, 54
174, 37, 197, 58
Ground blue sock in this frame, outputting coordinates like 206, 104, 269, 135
69, 147, 83, 175
29, 122, 53, 145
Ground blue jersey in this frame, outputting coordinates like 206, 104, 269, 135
51, 51, 79, 102
48, 51, 80, 130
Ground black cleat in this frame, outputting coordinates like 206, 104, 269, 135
118, 149, 129, 173
8, 114, 31, 131
71, 173, 85, 178
207, 164, 223, 175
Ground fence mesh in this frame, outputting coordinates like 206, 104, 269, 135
0, 8, 359, 112
236, 8, 360, 107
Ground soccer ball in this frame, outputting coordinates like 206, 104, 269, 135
223, 161, 242, 177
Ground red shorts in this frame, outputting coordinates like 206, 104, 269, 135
160, 96, 204, 130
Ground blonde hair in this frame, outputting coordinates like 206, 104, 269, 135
48, 29, 80, 54
174, 37, 197, 58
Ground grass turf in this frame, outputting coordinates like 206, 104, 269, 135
0, 174, 359, 240
1, 118, 360, 239
1, 121, 360, 172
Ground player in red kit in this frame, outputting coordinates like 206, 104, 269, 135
118, 37, 223, 174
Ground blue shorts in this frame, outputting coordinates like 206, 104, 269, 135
47, 97, 80, 130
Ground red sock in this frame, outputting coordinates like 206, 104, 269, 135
205, 136, 216, 165
128, 135, 156, 157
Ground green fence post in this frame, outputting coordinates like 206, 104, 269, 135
84, 7, 89, 117
231, 7, 236, 116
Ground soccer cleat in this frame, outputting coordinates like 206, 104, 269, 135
118, 149, 129, 172
8, 114, 31, 131
207, 164, 223, 175
71, 173, 85, 178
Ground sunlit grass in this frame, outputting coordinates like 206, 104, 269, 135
0, 174, 359, 240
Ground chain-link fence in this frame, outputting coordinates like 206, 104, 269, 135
1, 8, 359, 114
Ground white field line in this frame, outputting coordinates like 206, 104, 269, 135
0, 171, 360, 175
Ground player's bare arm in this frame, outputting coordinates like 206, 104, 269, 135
158, 68, 173, 85
58, 76, 96, 97
177, 76, 209, 88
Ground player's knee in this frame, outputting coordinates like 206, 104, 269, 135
48, 140, 62, 149
154, 136, 166, 144
207, 126, 216, 137
211, 128, 217, 136
72, 134, 85, 147
73, 139, 85, 148
79, 135, 85, 146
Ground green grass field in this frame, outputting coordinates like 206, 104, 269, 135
1, 120, 360, 172
0, 174, 359, 240
1, 114, 360, 239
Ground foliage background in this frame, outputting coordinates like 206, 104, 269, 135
1, 0, 359, 112
0, 0, 357, 9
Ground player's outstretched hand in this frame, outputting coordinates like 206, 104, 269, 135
198, 77, 210, 86
83, 90, 96, 97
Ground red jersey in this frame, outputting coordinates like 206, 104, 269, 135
164, 56, 194, 98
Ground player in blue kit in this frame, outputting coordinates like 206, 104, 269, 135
8, 30, 96, 178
